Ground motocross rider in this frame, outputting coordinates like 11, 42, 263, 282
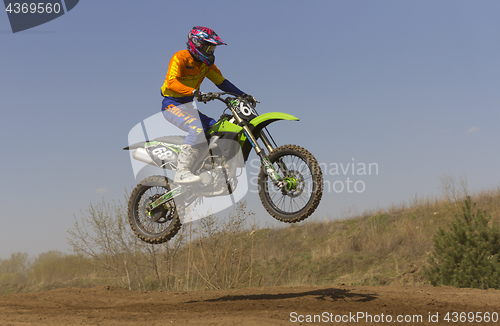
161, 26, 255, 184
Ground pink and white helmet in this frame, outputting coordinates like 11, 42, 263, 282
187, 26, 226, 66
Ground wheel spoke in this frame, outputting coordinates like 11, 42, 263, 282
264, 153, 316, 215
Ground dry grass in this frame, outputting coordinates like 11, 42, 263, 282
2, 176, 499, 295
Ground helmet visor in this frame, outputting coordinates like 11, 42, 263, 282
200, 44, 217, 54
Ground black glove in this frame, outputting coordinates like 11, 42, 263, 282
242, 93, 257, 107
192, 90, 206, 102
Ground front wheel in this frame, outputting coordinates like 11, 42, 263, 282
258, 145, 323, 223
128, 176, 182, 244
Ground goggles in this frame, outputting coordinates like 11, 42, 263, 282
200, 44, 217, 54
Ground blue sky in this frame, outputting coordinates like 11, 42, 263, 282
1, 0, 499, 258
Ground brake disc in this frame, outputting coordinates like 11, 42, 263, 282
148, 194, 173, 224
281, 170, 305, 198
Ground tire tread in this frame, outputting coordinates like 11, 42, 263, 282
258, 145, 323, 223
127, 175, 182, 244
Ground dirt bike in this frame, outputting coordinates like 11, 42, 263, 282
124, 92, 323, 244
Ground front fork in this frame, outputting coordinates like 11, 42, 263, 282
258, 151, 283, 184
241, 125, 290, 189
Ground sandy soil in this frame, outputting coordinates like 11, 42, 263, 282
0, 284, 499, 325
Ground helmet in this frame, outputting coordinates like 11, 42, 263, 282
187, 26, 226, 66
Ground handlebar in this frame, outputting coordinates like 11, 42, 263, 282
195, 92, 233, 103
196, 92, 259, 106
196, 92, 222, 103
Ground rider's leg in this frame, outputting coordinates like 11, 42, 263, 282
198, 110, 216, 131
175, 143, 201, 183
162, 102, 211, 184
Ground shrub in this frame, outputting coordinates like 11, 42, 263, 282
426, 196, 500, 289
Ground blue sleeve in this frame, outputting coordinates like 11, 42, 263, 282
216, 79, 244, 96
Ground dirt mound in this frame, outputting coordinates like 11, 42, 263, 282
0, 285, 498, 325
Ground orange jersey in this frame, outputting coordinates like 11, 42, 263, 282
161, 50, 226, 98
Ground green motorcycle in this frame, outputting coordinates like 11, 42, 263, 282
124, 92, 323, 244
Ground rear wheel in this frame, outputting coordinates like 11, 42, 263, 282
128, 176, 182, 244
258, 145, 323, 223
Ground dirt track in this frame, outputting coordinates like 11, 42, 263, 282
0, 285, 499, 325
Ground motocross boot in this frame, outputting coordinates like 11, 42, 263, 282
174, 144, 201, 184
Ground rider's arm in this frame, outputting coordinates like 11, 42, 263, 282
206, 65, 245, 96
161, 52, 197, 96
216, 79, 244, 96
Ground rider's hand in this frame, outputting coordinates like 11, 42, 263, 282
192, 90, 206, 102
242, 93, 257, 107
